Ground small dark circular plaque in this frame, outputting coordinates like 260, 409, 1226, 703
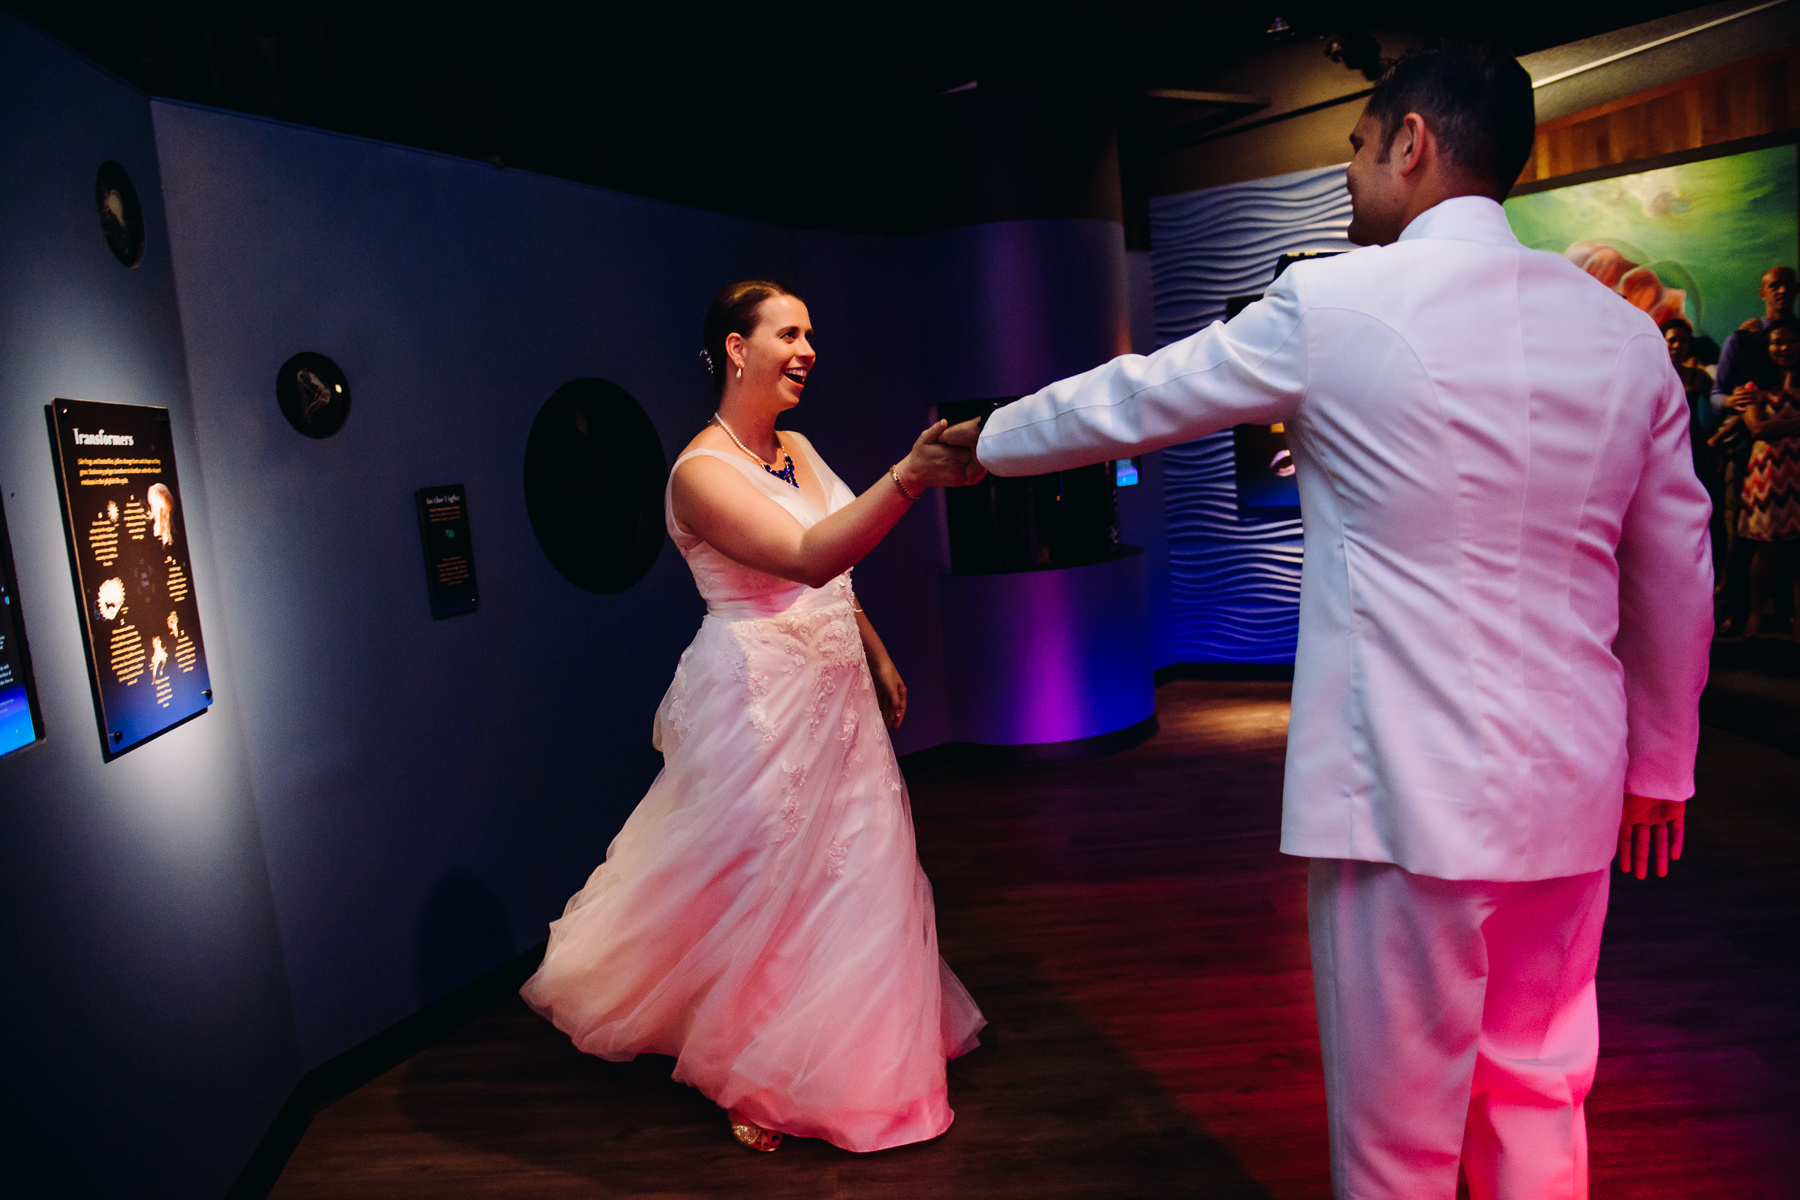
275, 352, 352, 439
523, 379, 667, 594
96, 160, 145, 268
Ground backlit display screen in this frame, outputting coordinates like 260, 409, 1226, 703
0, 493, 44, 760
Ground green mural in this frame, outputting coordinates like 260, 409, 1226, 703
1504, 143, 1798, 347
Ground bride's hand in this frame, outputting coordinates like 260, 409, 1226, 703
897, 420, 987, 492
872, 658, 908, 730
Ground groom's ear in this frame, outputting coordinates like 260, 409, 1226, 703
1394, 112, 1433, 181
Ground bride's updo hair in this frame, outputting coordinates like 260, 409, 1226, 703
702, 280, 800, 396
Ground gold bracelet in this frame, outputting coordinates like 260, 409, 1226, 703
890, 465, 919, 503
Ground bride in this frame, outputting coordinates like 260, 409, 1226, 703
521, 280, 988, 1153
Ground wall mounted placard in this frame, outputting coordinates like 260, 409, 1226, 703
416, 485, 478, 618
275, 351, 352, 439
0, 493, 46, 759
95, 160, 145, 268
49, 399, 211, 757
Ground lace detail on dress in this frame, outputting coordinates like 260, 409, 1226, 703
805, 610, 864, 738
839, 700, 872, 777
825, 835, 853, 879
729, 626, 779, 745
816, 609, 863, 669
776, 760, 808, 842
652, 656, 692, 754
768, 615, 812, 674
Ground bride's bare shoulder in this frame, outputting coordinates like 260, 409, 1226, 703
678, 423, 734, 459
781, 428, 821, 455
671, 426, 757, 506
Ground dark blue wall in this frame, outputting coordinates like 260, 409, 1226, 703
151, 99, 808, 1070
0, 16, 300, 1197
149, 101, 967, 1077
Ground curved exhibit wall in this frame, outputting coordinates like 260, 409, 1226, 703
910, 218, 1133, 401
148, 99, 790, 1069
149, 99, 955, 1080
940, 550, 1154, 745
0, 16, 300, 1198
1148, 165, 1354, 664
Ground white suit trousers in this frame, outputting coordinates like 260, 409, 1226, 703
1308, 858, 1611, 1199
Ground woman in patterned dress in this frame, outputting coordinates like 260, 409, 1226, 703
1732, 318, 1800, 638
521, 281, 988, 1153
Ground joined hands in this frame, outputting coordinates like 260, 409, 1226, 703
940, 418, 984, 450
898, 419, 987, 491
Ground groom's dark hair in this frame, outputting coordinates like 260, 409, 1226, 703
1365, 39, 1536, 200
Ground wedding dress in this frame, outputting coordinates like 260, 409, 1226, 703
521, 432, 985, 1152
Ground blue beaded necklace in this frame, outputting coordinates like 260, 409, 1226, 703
712, 413, 798, 488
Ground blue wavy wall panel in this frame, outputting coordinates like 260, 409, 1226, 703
1148, 165, 1353, 664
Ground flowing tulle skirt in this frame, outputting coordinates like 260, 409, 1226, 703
521, 592, 984, 1152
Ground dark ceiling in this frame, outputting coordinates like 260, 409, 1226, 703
11, 1, 1694, 231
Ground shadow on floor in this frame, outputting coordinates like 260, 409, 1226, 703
269, 679, 1798, 1199
382, 979, 1278, 1200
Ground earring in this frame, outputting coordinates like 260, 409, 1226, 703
736, 366, 743, 379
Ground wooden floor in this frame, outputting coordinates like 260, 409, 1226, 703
270, 681, 1800, 1198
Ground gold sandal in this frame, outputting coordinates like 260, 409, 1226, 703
729, 1110, 782, 1152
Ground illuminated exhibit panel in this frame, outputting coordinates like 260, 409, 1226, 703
0, 494, 45, 759
416, 484, 478, 619
49, 399, 211, 757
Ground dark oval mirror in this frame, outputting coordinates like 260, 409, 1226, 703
523, 379, 667, 594
95, 161, 145, 268
275, 352, 352, 439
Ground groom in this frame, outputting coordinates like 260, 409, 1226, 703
947, 40, 1712, 1198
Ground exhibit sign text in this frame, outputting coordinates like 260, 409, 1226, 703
50, 399, 211, 756
416, 484, 479, 619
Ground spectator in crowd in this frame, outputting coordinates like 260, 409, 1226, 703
1712, 265, 1795, 635
1731, 317, 1800, 639
1713, 267, 1796, 408
1691, 331, 1721, 368
1663, 317, 1714, 414
1665, 317, 1724, 573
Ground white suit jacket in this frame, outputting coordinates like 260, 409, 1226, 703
977, 196, 1713, 881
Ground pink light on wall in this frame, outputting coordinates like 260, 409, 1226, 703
940, 549, 1153, 747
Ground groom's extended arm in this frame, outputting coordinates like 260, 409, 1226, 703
963, 272, 1310, 476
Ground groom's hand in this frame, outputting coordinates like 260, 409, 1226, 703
904, 420, 987, 488
941, 418, 983, 449
1617, 793, 1686, 880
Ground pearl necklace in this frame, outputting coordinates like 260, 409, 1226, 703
712, 413, 798, 488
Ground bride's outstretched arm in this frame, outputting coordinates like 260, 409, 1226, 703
672, 419, 983, 588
